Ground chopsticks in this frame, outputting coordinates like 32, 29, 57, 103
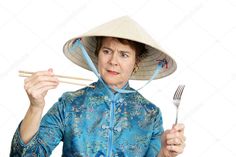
18, 70, 95, 88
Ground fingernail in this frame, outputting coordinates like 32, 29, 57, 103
48, 68, 54, 75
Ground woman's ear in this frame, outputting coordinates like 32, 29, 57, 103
132, 63, 139, 74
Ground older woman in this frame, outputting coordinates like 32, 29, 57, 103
10, 16, 185, 157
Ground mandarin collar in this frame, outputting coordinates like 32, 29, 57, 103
93, 79, 131, 100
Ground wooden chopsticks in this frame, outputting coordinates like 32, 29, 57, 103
18, 70, 95, 88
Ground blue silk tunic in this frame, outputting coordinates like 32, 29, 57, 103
10, 80, 164, 157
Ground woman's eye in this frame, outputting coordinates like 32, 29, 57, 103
102, 49, 110, 54
121, 52, 129, 58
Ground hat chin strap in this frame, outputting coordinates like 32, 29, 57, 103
71, 39, 164, 94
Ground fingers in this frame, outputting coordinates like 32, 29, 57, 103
167, 143, 185, 154
168, 123, 185, 143
166, 136, 184, 145
26, 82, 58, 98
172, 123, 185, 132
163, 123, 186, 156
166, 130, 185, 141
24, 69, 59, 108
24, 69, 58, 87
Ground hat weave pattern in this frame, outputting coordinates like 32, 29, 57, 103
63, 16, 177, 80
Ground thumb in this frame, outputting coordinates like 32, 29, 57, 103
48, 68, 54, 74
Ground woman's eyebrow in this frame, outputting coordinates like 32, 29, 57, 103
101, 46, 113, 51
119, 50, 130, 54
102, 46, 131, 54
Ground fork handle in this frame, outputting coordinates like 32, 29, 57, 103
175, 107, 179, 124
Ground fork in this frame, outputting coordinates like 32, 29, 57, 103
173, 85, 185, 124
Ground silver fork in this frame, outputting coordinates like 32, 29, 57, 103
173, 85, 185, 124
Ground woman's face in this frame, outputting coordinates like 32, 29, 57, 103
98, 37, 136, 89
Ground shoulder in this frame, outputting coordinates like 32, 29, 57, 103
59, 82, 96, 103
121, 91, 162, 119
56, 82, 100, 113
126, 91, 162, 117
128, 91, 159, 108
60, 89, 86, 103
123, 91, 163, 130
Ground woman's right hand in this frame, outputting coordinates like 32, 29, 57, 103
24, 68, 59, 110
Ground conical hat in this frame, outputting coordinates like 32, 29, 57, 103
63, 16, 177, 80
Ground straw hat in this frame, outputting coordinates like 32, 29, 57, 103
63, 16, 177, 80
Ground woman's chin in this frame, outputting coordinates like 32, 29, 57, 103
103, 79, 122, 89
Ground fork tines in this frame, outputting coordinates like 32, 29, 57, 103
173, 85, 185, 100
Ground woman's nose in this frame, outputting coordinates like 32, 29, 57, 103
109, 53, 118, 65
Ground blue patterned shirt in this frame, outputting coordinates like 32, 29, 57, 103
10, 80, 164, 157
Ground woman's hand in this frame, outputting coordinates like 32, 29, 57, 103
160, 123, 186, 157
24, 68, 59, 110
20, 68, 59, 143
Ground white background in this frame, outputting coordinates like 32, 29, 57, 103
1, 0, 236, 156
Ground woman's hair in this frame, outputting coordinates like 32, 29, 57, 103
95, 36, 147, 62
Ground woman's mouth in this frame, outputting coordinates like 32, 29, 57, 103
107, 70, 119, 75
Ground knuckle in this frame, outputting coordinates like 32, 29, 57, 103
31, 92, 40, 99
25, 87, 32, 94
34, 75, 41, 80
174, 138, 179, 143
24, 84, 28, 90
34, 72, 40, 76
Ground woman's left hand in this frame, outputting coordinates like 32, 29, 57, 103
160, 123, 186, 157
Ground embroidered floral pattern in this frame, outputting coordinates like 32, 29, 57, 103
10, 80, 163, 157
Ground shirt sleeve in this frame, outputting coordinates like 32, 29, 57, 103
10, 94, 68, 157
145, 108, 164, 157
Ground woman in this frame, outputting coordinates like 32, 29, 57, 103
10, 16, 185, 157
